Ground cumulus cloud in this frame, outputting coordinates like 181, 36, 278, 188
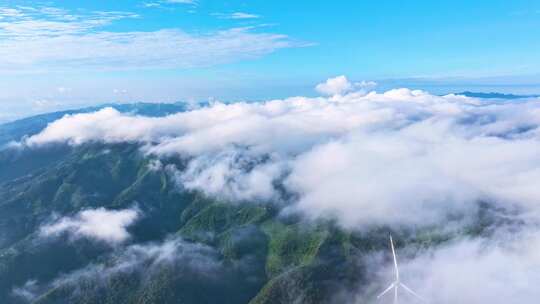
315, 76, 377, 96
284, 126, 540, 227
40, 208, 140, 244
315, 75, 354, 95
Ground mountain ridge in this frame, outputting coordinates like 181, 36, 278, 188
0, 141, 492, 303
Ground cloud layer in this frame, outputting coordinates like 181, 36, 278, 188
15, 76, 540, 303
23, 79, 540, 229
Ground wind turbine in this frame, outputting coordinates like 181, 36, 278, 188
377, 235, 426, 304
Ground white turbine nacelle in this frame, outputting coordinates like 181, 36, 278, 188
376, 235, 427, 304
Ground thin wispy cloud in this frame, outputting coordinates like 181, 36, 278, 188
142, 2, 162, 8
165, 0, 197, 4
0, 5, 302, 73
315, 75, 377, 95
142, 0, 197, 8
0, 6, 137, 36
213, 12, 261, 20
11, 237, 223, 302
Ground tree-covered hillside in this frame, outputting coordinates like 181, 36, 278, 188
0, 140, 499, 303
0, 104, 517, 304
0, 143, 352, 303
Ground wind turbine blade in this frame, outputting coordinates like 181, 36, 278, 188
377, 283, 395, 299
400, 283, 427, 302
390, 235, 399, 281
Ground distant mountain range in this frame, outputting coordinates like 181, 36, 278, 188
456, 91, 540, 99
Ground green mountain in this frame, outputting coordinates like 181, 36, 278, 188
0, 143, 362, 303
0, 110, 497, 304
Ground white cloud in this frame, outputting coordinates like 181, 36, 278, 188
0, 5, 301, 72
173, 149, 285, 202
147, 159, 164, 171
22, 77, 540, 230
315, 76, 377, 96
0, 28, 296, 72
355, 80, 378, 89
213, 12, 261, 20
56, 87, 71, 93
284, 124, 540, 227
142, 2, 162, 8
388, 231, 540, 304
40, 208, 140, 244
0, 7, 138, 37
57, 237, 220, 284
315, 75, 354, 96
32, 99, 62, 110
142, 0, 197, 9
230, 12, 260, 19
113, 88, 128, 94
0, 8, 25, 18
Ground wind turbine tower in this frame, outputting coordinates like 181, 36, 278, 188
377, 235, 426, 303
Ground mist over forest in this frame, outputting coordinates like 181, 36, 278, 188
1, 76, 540, 303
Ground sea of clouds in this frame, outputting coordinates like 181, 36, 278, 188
17, 76, 540, 303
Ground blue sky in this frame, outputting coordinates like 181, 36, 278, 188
1, 0, 540, 122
